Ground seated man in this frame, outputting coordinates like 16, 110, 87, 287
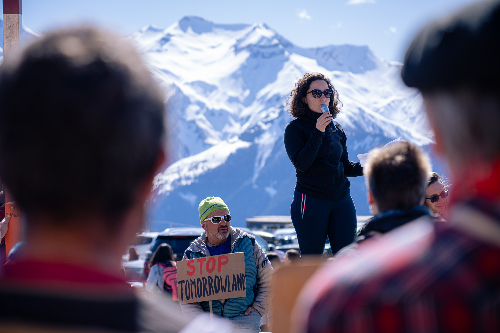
181, 196, 273, 332
336, 141, 431, 258
295, 0, 500, 331
0, 27, 230, 333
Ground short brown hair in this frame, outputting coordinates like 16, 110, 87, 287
287, 72, 342, 118
364, 141, 431, 212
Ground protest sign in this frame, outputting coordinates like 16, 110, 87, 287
176, 252, 246, 304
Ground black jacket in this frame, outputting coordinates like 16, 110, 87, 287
356, 205, 431, 243
334, 205, 432, 259
284, 108, 363, 201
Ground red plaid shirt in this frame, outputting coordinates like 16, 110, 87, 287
297, 200, 500, 333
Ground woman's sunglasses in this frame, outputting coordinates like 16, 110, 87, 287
307, 89, 333, 99
425, 190, 448, 203
204, 215, 231, 224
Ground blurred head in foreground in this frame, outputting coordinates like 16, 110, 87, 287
0, 25, 240, 333
402, 1, 500, 189
0, 26, 166, 266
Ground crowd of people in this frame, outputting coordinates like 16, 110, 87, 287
1, 0, 499, 331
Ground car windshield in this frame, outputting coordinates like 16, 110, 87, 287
240, 228, 269, 251
150, 228, 269, 260
273, 231, 297, 246
133, 235, 153, 246
151, 235, 199, 260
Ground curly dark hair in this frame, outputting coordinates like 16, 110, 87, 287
288, 72, 342, 118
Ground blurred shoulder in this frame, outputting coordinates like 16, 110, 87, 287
295, 219, 436, 329
138, 293, 232, 333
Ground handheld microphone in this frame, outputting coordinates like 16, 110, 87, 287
321, 104, 337, 132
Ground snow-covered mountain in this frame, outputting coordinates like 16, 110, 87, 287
129, 16, 438, 230
1, 16, 439, 229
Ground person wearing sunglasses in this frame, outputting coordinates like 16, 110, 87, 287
424, 172, 449, 221
284, 72, 363, 256
180, 196, 272, 332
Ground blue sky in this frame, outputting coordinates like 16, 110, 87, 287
7, 0, 480, 62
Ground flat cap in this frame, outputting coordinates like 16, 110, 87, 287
402, 0, 500, 92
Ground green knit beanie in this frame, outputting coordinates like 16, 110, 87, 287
198, 197, 230, 224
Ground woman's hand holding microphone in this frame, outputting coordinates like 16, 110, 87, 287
316, 104, 333, 132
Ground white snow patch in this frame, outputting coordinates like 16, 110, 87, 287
154, 138, 251, 194
127, 16, 435, 219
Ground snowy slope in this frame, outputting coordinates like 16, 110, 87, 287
1, 17, 437, 229
128, 16, 440, 230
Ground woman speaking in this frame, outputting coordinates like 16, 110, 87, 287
284, 72, 363, 255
